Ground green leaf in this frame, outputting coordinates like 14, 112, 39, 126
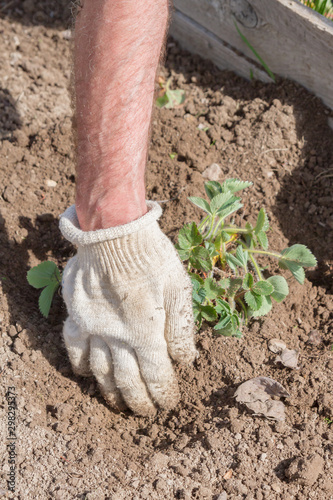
189, 246, 212, 272
254, 208, 269, 234
252, 280, 274, 296
204, 181, 223, 200
242, 272, 254, 290
164, 88, 185, 108
221, 231, 231, 242
250, 295, 272, 317
204, 278, 224, 300
214, 315, 232, 330
218, 201, 243, 220
200, 305, 218, 322
205, 241, 218, 258
280, 244, 317, 267
235, 245, 248, 268
257, 231, 268, 250
267, 275, 289, 303
218, 278, 230, 289
27, 261, 61, 289
193, 305, 201, 322
176, 247, 191, 261
215, 298, 231, 314
192, 285, 206, 304
222, 179, 252, 194
225, 253, 243, 270
279, 260, 305, 284
39, 281, 59, 318
156, 93, 169, 108
244, 290, 263, 310
188, 196, 212, 214
210, 192, 235, 213
189, 273, 204, 286
178, 222, 203, 249
227, 277, 243, 297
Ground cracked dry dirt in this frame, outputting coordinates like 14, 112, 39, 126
0, 2, 333, 499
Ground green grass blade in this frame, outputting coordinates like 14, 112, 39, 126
234, 21, 276, 82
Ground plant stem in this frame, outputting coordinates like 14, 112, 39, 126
249, 254, 262, 280
198, 215, 210, 232
205, 215, 217, 240
247, 249, 281, 259
237, 298, 248, 324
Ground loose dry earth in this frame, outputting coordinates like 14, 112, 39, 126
0, 2, 333, 499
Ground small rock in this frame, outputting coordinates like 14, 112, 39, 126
285, 454, 324, 486
268, 338, 286, 353
259, 453, 267, 461
327, 359, 333, 371
271, 483, 281, 493
13, 130, 29, 148
234, 433, 242, 440
223, 469, 233, 480
45, 179, 57, 188
13, 338, 25, 355
216, 492, 227, 500
307, 330, 322, 346
8, 325, 18, 337
202, 163, 222, 181
3, 185, 16, 204
149, 452, 169, 469
61, 29, 72, 40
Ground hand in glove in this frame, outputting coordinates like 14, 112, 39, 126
59, 201, 197, 416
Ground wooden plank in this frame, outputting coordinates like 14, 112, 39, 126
170, 10, 272, 83
170, 0, 333, 109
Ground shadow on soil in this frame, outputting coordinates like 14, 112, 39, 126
0, 0, 73, 28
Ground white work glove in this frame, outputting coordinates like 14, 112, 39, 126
59, 201, 197, 416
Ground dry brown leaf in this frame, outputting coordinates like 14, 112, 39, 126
234, 376, 290, 421
276, 348, 299, 369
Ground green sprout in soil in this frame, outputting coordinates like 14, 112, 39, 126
176, 179, 317, 338
234, 21, 276, 83
156, 77, 185, 109
27, 261, 62, 318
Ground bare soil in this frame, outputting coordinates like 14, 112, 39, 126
0, 2, 333, 499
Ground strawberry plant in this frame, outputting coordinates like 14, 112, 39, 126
27, 261, 62, 318
176, 179, 317, 338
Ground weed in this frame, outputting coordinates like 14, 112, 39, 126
27, 261, 62, 318
234, 21, 276, 82
176, 179, 317, 337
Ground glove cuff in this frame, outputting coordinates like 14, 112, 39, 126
59, 201, 162, 246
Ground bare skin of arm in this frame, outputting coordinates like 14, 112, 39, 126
74, 0, 169, 231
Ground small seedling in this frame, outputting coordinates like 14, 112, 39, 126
156, 77, 185, 109
234, 21, 276, 82
169, 152, 177, 160
176, 179, 317, 338
27, 261, 62, 318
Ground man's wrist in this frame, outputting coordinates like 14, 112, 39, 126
75, 184, 147, 231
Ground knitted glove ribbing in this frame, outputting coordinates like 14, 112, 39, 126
59, 201, 197, 416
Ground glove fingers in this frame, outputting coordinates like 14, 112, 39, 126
136, 344, 180, 410
109, 340, 157, 417
164, 274, 198, 364
89, 336, 126, 412
63, 317, 92, 377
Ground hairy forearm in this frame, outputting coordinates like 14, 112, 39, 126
74, 0, 169, 230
